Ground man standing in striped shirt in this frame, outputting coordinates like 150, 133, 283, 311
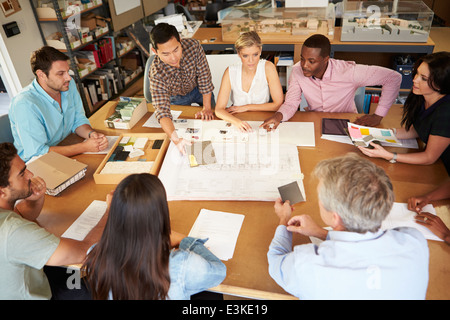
149, 23, 215, 154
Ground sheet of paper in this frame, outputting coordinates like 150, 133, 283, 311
381, 202, 441, 241
143, 110, 182, 128
62, 200, 107, 241
188, 209, 245, 261
159, 142, 305, 201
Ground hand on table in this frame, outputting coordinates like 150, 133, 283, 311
195, 108, 214, 121
408, 195, 430, 213
84, 134, 109, 152
235, 120, 253, 133
414, 212, 450, 242
260, 112, 282, 132
354, 114, 383, 127
174, 138, 192, 156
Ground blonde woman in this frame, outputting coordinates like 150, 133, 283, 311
214, 31, 284, 132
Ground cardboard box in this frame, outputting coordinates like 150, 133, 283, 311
93, 133, 169, 184
142, 0, 168, 16
121, 51, 142, 70
104, 98, 147, 129
81, 13, 97, 30
27, 152, 88, 196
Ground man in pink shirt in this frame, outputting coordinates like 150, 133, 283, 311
261, 34, 402, 129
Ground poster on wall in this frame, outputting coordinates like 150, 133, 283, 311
1, 0, 21, 17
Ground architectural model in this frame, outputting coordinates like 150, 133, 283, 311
340, 1, 433, 42
221, 7, 334, 42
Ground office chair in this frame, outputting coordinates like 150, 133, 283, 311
143, 55, 155, 103
354, 87, 366, 114
175, 4, 194, 21
205, 3, 224, 26
0, 113, 14, 143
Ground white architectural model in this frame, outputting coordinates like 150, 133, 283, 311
340, 1, 433, 42
221, 7, 335, 42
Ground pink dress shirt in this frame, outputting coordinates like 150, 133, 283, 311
278, 58, 402, 121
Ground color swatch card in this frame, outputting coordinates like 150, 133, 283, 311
347, 122, 401, 147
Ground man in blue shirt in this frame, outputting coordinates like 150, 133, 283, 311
268, 153, 429, 300
9, 46, 108, 162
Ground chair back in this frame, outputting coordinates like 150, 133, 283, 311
143, 55, 156, 103
206, 54, 241, 106
0, 113, 14, 143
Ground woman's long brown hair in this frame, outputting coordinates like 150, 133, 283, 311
82, 174, 171, 300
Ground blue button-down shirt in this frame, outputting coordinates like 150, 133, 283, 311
9, 78, 90, 162
268, 225, 429, 300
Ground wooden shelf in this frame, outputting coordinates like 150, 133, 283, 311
37, 3, 104, 22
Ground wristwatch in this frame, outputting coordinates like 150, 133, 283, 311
389, 152, 397, 163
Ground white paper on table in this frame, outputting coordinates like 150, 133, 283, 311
381, 202, 441, 241
84, 136, 120, 154
62, 200, 107, 241
143, 110, 182, 128
321, 134, 419, 149
159, 141, 304, 201
188, 209, 245, 261
309, 203, 441, 245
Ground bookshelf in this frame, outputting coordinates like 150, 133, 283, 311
29, 0, 144, 116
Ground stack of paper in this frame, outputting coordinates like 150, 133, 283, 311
189, 209, 245, 261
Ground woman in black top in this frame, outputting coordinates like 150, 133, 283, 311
359, 51, 450, 174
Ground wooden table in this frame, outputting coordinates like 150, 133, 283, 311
38, 102, 450, 300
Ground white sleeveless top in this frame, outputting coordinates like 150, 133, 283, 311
228, 59, 270, 106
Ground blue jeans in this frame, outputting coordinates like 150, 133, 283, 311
170, 87, 215, 107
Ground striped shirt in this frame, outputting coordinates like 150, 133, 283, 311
149, 38, 214, 121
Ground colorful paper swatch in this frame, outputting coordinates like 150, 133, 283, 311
347, 122, 401, 146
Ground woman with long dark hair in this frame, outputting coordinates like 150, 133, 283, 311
359, 51, 450, 174
82, 173, 226, 300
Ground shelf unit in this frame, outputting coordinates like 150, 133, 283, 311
29, 0, 144, 116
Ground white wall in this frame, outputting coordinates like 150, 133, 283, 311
0, 1, 44, 95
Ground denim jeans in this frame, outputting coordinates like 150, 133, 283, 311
170, 86, 215, 107
167, 237, 226, 300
